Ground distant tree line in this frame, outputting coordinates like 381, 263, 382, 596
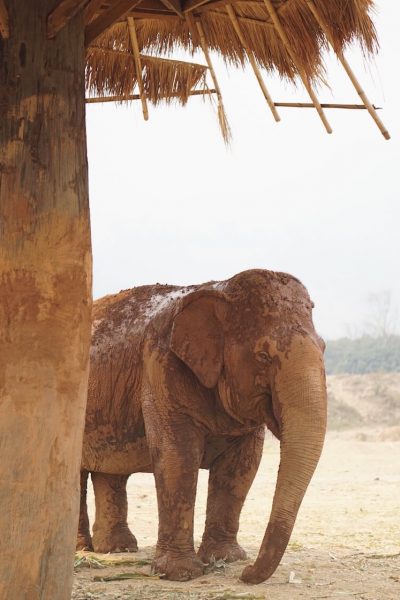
325, 335, 400, 374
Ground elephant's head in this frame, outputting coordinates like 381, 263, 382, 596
170, 269, 327, 584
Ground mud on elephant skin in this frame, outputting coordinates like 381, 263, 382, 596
78, 269, 327, 584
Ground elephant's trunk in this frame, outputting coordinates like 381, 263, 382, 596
241, 336, 327, 584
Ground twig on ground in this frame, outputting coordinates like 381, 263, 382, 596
93, 571, 160, 581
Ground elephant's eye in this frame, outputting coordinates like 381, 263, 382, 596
256, 351, 271, 364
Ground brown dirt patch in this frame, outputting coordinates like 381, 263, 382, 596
72, 432, 400, 600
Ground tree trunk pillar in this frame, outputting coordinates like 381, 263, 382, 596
0, 2, 92, 598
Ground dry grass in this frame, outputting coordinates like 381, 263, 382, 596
86, 1, 377, 97
74, 552, 152, 570
86, 43, 208, 105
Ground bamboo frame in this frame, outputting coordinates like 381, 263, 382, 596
195, 21, 222, 99
85, 0, 142, 46
47, 0, 87, 38
305, 0, 390, 140
274, 102, 381, 110
84, 0, 104, 25
0, 0, 9, 38
195, 18, 231, 142
129, 10, 178, 19
184, 0, 212, 13
226, 4, 280, 123
86, 89, 217, 103
185, 11, 200, 46
127, 16, 149, 121
262, 0, 332, 134
160, 0, 184, 17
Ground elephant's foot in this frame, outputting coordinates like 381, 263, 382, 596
92, 524, 138, 553
76, 532, 93, 552
197, 538, 247, 563
152, 550, 205, 581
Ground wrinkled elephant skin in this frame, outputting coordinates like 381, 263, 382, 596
79, 269, 327, 583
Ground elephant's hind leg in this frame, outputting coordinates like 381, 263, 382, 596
198, 427, 265, 563
76, 469, 93, 551
91, 472, 138, 553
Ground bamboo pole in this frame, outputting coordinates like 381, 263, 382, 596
84, 0, 104, 24
262, 0, 332, 134
85, 0, 141, 45
195, 19, 231, 142
226, 4, 280, 123
195, 21, 222, 100
185, 11, 200, 47
127, 16, 149, 121
86, 89, 217, 103
274, 102, 381, 110
305, 0, 390, 140
47, 0, 87, 38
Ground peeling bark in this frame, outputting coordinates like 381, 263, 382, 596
0, 2, 92, 599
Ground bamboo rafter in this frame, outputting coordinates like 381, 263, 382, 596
0, 0, 9, 38
274, 102, 381, 110
84, 0, 104, 25
195, 18, 231, 143
85, 0, 142, 45
305, 0, 390, 140
82, 0, 387, 139
86, 88, 216, 103
160, 0, 184, 18
262, 0, 332, 134
47, 0, 87, 38
128, 16, 149, 120
226, 4, 280, 123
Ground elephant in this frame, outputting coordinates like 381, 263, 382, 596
77, 269, 327, 584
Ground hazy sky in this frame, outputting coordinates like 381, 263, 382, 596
86, 1, 399, 340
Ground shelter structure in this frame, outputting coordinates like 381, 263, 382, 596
80, 0, 390, 139
0, 2, 390, 600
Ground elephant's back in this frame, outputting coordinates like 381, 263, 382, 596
91, 283, 197, 352
85, 284, 197, 453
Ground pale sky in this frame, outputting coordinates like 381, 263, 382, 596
86, 1, 399, 340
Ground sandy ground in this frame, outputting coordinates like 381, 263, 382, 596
72, 431, 400, 600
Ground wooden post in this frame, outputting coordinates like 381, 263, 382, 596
0, 0, 9, 38
226, 4, 280, 122
0, 2, 92, 599
195, 19, 231, 142
262, 0, 332, 134
127, 16, 149, 121
305, 0, 390, 140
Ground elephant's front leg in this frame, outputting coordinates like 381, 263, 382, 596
198, 426, 265, 564
145, 409, 205, 581
91, 472, 138, 553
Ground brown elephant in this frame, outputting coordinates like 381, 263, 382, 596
77, 269, 327, 584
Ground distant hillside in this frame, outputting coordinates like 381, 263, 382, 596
325, 335, 400, 375
327, 373, 400, 434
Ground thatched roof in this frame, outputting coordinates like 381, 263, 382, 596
86, 44, 209, 105
39, 1, 388, 138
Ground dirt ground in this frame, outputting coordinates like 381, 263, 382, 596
72, 428, 400, 600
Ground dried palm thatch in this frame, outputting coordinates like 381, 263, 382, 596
85, 18, 231, 140
86, 45, 208, 105
79, 0, 388, 139
107, 0, 377, 82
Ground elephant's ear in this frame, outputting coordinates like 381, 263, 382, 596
170, 291, 228, 389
